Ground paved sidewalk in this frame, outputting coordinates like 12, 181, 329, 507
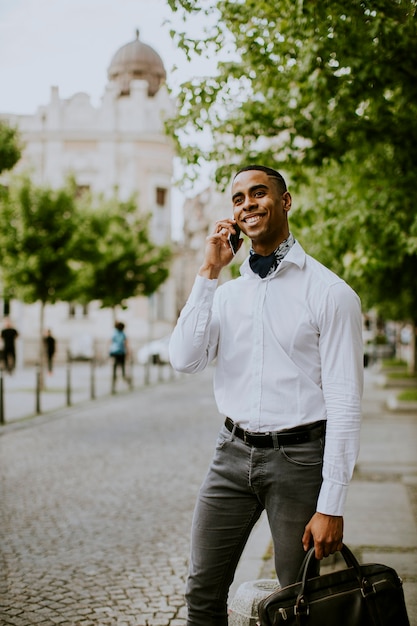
252, 366, 417, 625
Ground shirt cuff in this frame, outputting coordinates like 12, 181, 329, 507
316, 480, 348, 517
187, 274, 218, 306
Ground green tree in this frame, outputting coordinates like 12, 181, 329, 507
0, 177, 171, 368
291, 159, 417, 370
75, 192, 171, 316
0, 176, 83, 379
167, 1, 417, 183
167, 0, 417, 368
0, 121, 22, 174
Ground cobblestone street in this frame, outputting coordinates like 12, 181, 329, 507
2, 364, 417, 625
1, 368, 220, 625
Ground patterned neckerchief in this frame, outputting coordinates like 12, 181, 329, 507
249, 233, 295, 278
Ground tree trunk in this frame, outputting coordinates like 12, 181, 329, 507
39, 302, 45, 390
411, 320, 417, 375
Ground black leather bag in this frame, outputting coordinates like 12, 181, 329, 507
257, 544, 410, 626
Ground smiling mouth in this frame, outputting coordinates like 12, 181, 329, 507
244, 215, 263, 225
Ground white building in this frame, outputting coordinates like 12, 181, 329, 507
0, 31, 178, 364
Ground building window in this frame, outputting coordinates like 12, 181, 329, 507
156, 187, 167, 207
69, 303, 89, 319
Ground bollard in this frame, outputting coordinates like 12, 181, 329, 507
128, 355, 134, 390
228, 580, 280, 626
90, 358, 96, 400
66, 357, 71, 406
35, 363, 41, 414
144, 360, 150, 386
0, 367, 4, 425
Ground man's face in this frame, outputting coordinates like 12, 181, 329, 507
231, 169, 291, 254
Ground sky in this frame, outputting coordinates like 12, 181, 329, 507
0, 0, 211, 114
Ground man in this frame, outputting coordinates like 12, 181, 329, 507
44, 329, 56, 375
169, 165, 363, 626
1, 318, 19, 373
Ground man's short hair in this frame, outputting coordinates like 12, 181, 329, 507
234, 165, 287, 193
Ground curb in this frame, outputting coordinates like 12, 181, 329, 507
386, 395, 417, 412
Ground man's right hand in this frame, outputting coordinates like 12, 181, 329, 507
198, 219, 242, 279
302, 512, 344, 559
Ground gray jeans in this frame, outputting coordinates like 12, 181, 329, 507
186, 424, 324, 626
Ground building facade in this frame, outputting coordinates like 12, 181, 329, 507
0, 32, 177, 364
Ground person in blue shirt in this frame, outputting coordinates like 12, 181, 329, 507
109, 321, 128, 388
169, 165, 364, 626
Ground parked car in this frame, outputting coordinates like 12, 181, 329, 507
137, 335, 171, 365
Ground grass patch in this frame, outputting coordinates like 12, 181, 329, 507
398, 389, 417, 402
388, 372, 417, 380
382, 359, 407, 368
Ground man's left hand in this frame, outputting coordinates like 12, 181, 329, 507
302, 512, 344, 559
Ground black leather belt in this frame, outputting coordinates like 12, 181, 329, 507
224, 417, 326, 448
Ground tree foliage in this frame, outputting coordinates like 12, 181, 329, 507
0, 177, 172, 371
0, 177, 81, 304
0, 120, 22, 174
290, 159, 417, 321
167, 0, 417, 331
75, 193, 172, 309
0, 176, 83, 377
167, 0, 417, 183
0, 179, 171, 311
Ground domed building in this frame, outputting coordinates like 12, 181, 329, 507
108, 29, 167, 97
0, 33, 177, 364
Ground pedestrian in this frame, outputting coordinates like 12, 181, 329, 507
44, 329, 56, 375
109, 321, 128, 388
1, 318, 19, 373
169, 165, 364, 626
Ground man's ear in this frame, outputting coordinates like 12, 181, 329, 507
282, 191, 292, 213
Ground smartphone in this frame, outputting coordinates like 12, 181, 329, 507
228, 224, 241, 256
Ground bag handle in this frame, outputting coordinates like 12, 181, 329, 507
296, 544, 362, 582
294, 545, 374, 623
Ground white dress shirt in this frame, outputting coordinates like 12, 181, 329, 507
169, 241, 363, 516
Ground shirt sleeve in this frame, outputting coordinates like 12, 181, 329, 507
316, 281, 364, 516
169, 275, 219, 373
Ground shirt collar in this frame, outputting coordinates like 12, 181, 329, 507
251, 230, 294, 259
241, 237, 306, 277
